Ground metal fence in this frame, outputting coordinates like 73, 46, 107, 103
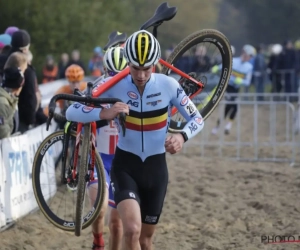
184, 93, 300, 166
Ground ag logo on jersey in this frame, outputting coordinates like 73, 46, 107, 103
127, 91, 138, 100
127, 100, 139, 107
189, 122, 198, 134
180, 95, 189, 106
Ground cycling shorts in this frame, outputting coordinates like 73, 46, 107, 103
88, 153, 116, 208
110, 147, 168, 225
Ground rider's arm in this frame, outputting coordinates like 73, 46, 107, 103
66, 77, 113, 123
169, 78, 204, 142
241, 64, 253, 86
66, 103, 103, 123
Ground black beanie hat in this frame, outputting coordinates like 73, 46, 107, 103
11, 30, 31, 48
2, 67, 24, 89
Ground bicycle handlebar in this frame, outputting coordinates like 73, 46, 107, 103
46, 93, 127, 136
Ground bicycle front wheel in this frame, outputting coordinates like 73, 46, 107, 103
162, 29, 232, 130
32, 129, 106, 232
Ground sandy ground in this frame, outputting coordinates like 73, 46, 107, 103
1, 102, 300, 250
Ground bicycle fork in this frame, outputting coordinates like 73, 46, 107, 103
71, 122, 97, 183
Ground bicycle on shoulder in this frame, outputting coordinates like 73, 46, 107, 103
94, 2, 233, 129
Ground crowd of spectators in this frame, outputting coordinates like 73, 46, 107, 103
1, 25, 300, 139
163, 40, 300, 96
0, 27, 47, 139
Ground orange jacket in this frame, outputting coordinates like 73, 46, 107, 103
43, 81, 87, 116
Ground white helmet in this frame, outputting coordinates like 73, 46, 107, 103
272, 44, 283, 55
242, 44, 256, 56
124, 30, 161, 67
103, 46, 127, 74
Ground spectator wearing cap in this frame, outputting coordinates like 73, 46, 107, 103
41, 55, 58, 83
4, 26, 19, 37
0, 29, 38, 133
0, 34, 11, 54
0, 34, 12, 46
0, 52, 27, 139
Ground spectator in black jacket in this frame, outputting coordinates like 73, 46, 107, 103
0, 29, 37, 133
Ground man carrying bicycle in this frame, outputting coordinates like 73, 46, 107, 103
66, 30, 204, 250
211, 44, 254, 135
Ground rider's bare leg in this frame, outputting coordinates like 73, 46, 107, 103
139, 224, 156, 250
108, 206, 123, 250
117, 199, 141, 250
88, 184, 108, 248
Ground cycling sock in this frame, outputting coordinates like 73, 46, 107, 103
225, 121, 232, 130
93, 232, 104, 247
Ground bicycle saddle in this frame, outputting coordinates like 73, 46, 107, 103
103, 31, 127, 52
140, 2, 177, 30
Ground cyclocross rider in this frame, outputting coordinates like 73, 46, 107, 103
211, 44, 255, 135
88, 46, 127, 250
43, 64, 86, 128
66, 29, 205, 250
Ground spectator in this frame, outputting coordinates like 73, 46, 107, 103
88, 46, 104, 77
0, 34, 11, 46
0, 45, 11, 55
253, 44, 267, 100
57, 52, 69, 79
26, 50, 47, 126
280, 40, 297, 93
0, 52, 27, 139
268, 44, 283, 93
4, 26, 19, 37
190, 45, 211, 73
41, 55, 58, 83
66, 49, 86, 74
164, 48, 172, 60
0, 29, 38, 133
0, 43, 4, 54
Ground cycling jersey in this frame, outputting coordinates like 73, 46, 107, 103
228, 57, 253, 88
66, 73, 204, 162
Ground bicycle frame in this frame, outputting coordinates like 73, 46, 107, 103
92, 58, 205, 116
70, 122, 98, 183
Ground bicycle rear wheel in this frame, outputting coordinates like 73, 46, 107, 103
162, 29, 232, 130
32, 130, 106, 232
